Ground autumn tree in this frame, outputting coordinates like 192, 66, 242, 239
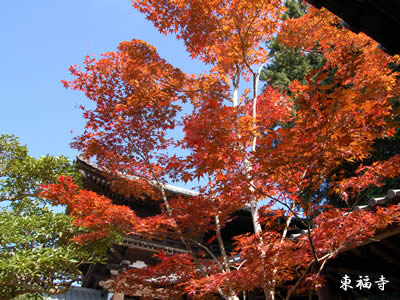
261, 1, 400, 209
48, 1, 400, 299
0, 134, 109, 299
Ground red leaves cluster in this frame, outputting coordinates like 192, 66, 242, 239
233, 231, 297, 290
41, 176, 138, 243
103, 252, 202, 299
167, 195, 217, 237
64, 40, 187, 180
339, 155, 400, 200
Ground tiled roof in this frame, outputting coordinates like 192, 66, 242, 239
365, 189, 400, 209
76, 155, 199, 197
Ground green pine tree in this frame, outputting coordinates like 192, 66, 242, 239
261, 0, 324, 93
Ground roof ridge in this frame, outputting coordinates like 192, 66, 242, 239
76, 155, 199, 197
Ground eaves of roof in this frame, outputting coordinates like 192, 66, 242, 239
76, 155, 199, 197
289, 188, 400, 240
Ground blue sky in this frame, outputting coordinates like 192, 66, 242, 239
1, 0, 208, 160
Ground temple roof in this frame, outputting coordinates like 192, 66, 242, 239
76, 155, 199, 197
290, 188, 400, 240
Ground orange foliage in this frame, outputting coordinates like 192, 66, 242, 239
54, 1, 400, 299
41, 176, 138, 243
132, 0, 283, 77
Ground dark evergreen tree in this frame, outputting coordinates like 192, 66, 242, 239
261, 0, 324, 93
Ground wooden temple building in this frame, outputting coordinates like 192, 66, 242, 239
76, 157, 257, 298
75, 156, 400, 299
